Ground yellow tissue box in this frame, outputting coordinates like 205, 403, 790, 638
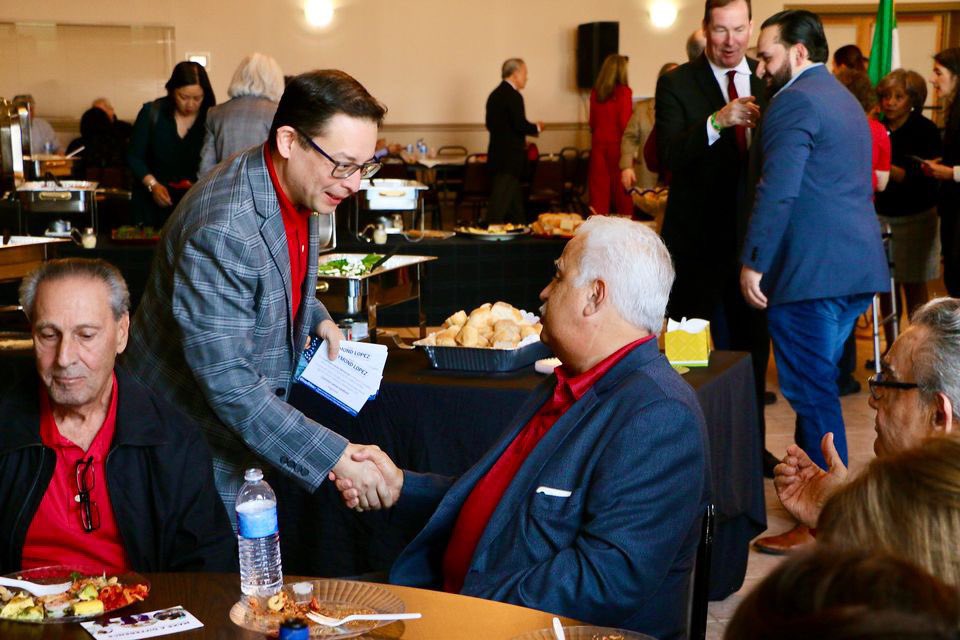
665, 318, 712, 367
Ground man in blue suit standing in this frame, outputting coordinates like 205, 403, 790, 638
740, 10, 888, 551
335, 217, 710, 639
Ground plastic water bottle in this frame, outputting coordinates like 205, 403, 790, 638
236, 468, 283, 597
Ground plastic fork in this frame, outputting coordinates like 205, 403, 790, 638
552, 617, 567, 640
0, 576, 73, 596
305, 611, 421, 627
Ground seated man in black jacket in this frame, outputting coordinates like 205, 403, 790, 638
0, 258, 235, 573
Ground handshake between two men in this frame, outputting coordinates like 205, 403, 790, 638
329, 444, 402, 511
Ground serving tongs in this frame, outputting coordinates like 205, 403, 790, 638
305, 610, 421, 627
367, 245, 401, 273
0, 576, 72, 596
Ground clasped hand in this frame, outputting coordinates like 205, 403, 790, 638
328, 443, 403, 512
716, 96, 760, 129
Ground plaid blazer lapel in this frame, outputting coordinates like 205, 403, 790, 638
248, 148, 295, 337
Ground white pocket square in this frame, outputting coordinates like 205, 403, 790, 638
535, 486, 572, 498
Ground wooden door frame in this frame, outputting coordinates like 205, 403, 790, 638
785, 2, 960, 47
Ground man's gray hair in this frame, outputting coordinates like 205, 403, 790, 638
228, 52, 285, 101
502, 58, 525, 79
574, 216, 675, 334
910, 297, 960, 412
19, 258, 130, 322
686, 29, 706, 61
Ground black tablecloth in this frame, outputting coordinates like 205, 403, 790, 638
333, 234, 567, 325
280, 348, 765, 601
55, 233, 565, 325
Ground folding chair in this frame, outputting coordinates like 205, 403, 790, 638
687, 503, 715, 640
872, 223, 899, 374
455, 153, 491, 224
526, 153, 564, 217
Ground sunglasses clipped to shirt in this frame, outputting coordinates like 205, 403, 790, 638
75, 456, 100, 533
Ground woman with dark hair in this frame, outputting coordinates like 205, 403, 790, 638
875, 69, 941, 345
588, 54, 633, 215
922, 48, 960, 296
127, 61, 216, 226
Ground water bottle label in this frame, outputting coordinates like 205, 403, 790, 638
237, 504, 279, 538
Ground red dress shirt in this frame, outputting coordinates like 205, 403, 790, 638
441, 335, 655, 593
265, 145, 311, 319
22, 374, 131, 573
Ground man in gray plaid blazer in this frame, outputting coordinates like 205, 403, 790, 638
124, 70, 391, 519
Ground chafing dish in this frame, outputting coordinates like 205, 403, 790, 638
360, 178, 427, 211
0, 98, 29, 191
16, 180, 98, 214
25, 154, 76, 178
316, 252, 436, 340
0, 236, 68, 282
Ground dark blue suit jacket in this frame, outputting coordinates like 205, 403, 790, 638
389, 340, 710, 640
741, 65, 889, 304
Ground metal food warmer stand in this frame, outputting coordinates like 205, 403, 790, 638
316, 253, 436, 342
0, 97, 99, 236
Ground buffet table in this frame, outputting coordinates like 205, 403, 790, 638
282, 348, 765, 601
0, 573, 582, 639
55, 233, 565, 323
331, 234, 567, 325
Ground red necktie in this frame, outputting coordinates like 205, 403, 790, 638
726, 70, 747, 156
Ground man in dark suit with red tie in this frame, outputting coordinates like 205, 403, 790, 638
655, 0, 776, 472
485, 58, 543, 224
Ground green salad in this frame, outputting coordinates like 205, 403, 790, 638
317, 254, 382, 277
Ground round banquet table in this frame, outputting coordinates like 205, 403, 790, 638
0, 573, 582, 639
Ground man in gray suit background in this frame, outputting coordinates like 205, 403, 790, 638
125, 70, 392, 519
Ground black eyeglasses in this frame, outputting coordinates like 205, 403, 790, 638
867, 371, 921, 401
292, 127, 381, 179
74, 456, 100, 533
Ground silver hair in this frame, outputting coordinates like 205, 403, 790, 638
501, 58, 525, 79
910, 297, 960, 413
19, 258, 130, 322
574, 216, 675, 334
227, 53, 285, 101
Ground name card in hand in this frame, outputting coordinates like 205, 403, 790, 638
298, 339, 388, 415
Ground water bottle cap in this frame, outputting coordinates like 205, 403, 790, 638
244, 468, 264, 482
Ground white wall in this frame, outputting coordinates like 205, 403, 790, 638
2, 0, 955, 151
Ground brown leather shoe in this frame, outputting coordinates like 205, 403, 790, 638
753, 524, 815, 555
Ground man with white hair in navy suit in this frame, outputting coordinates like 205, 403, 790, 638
334, 216, 710, 640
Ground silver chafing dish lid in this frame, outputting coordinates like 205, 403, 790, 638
17, 180, 99, 191
359, 178, 428, 191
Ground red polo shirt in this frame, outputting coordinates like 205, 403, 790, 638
264, 145, 311, 318
21, 374, 131, 573
441, 335, 654, 593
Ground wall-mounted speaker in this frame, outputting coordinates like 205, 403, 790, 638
577, 22, 619, 89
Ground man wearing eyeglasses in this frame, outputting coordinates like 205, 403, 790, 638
763, 297, 960, 548
0, 258, 234, 574
124, 70, 394, 522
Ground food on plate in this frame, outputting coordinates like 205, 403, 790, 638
531, 212, 584, 237
419, 302, 541, 350
0, 573, 149, 621
317, 253, 383, 277
246, 592, 378, 635
457, 223, 528, 235
632, 187, 669, 218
